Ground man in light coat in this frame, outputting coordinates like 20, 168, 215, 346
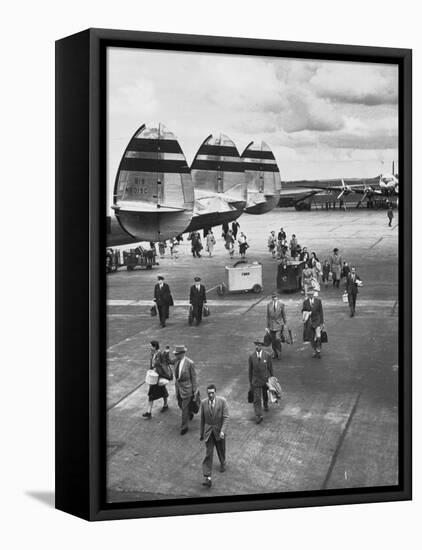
173, 345, 197, 435
248, 340, 273, 424
200, 384, 229, 488
266, 292, 287, 359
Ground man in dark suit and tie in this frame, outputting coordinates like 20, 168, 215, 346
248, 340, 273, 424
200, 384, 229, 488
302, 287, 324, 358
153, 275, 173, 327
346, 266, 362, 317
173, 345, 197, 435
189, 276, 207, 326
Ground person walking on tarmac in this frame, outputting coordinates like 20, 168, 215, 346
200, 384, 229, 488
266, 292, 287, 359
142, 341, 171, 418
153, 275, 174, 328
248, 340, 273, 424
189, 276, 207, 326
387, 204, 394, 227
302, 287, 324, 359
173, 345, 197, 435
232, 220, 240, 240
330, 248, 343, 289
346, 266, 362, 317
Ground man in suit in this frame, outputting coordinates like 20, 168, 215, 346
248, 340, 273, 424
346, 266, 362, 317
189, 276, 207, 326
231, 220, 240, 239
302, 287, 324, 359
200, 384, 229, 488
153, 275, 173, 327
173, 345, 197, 435
266, 292, 287, 359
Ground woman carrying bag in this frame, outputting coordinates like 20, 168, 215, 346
142, 340, 173, 419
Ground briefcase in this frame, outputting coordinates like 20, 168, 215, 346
203, 305, 210, 317
150, 305, 157, 317
321, 329, 328, 343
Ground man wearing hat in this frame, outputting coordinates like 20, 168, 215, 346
330, 248, 343, 289
189, 276, 207, 326
173, 345, 198, 435
153, 275, 174, 327
248, 340, 273, 424
266, 292, 287, 359
302, 287, 324, 358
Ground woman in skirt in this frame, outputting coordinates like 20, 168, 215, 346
143, 340, 171, 418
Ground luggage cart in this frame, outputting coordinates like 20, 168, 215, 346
123, 246, 157, 271
217, 260, 263, 295
277, 260, 305, 292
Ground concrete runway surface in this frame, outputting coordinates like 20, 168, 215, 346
106, 207, 399, 502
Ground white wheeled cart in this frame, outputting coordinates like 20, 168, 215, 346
217, 260, 263, 295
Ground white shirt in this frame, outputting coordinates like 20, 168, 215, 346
177, 356, 185, 378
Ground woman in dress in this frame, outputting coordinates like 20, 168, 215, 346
238, 232, 249, 258
225, 229, 235, 258
206, 230, 216, 257
268, 231, 277, 258
142, 340, 171, 418
301, 262, 314, 295
310, 252, 322, 287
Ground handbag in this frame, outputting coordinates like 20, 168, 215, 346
189, 390, 201, 414
169, 294, 174, 306
321, 329, 328, 343
150, 304, 157, 317
203, 304, 210, 317
263, 330, 272, 347
247, 389, 253, 403
342, 291, 349, 303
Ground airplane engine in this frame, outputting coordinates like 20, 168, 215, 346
112, 123, 194, 242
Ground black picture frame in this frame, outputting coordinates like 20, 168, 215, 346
55, 28, 412, 521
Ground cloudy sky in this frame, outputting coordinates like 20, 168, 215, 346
107, 47, 398, 207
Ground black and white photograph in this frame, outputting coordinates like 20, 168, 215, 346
106, 46, 402, 502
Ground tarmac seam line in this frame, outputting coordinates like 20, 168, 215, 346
244, 294, 270, 314
108, 381, 145, 411
369, 237, 383, 249
321, 390, 362, 490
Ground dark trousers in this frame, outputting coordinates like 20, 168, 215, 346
191, 305, 203, 325
348, 292, 357, 314
157, 304, 169, 326
269, 330, 282, 357
253, 385, 268, 418
202, 433, 226, 476
177, 395, 192, 430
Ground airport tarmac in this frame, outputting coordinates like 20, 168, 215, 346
106, 207, 399, 502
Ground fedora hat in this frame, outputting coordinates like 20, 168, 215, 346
173, 344, 187, 355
